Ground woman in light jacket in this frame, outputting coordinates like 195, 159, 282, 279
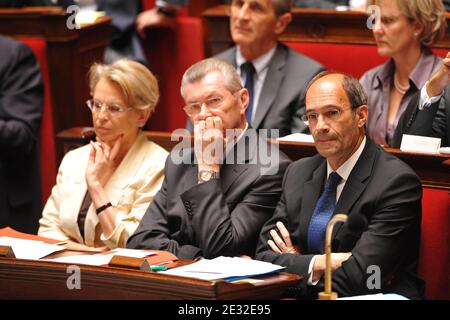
39, 59, 168, 249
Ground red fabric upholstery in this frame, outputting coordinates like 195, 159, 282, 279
16, 37, 57, 206
419, 188, 450, 300
142, 0, 155, 10
143, 16, 204, 131
285, 42, 448, 79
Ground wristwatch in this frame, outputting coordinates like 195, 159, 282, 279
198, 169, 219, 183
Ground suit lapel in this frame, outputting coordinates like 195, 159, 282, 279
300, 160, 327, 249
252, 44, 287, 130
332, 139, 378, 240
220, 128, 256, 194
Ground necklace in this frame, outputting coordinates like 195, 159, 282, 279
393, 73, 410, 95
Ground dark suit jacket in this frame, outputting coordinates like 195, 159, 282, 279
393, 88, 450, 147
127, 129, 291, 259
0, 36, 43, 233
256, 138, 424, 299
215, 43, 325, 137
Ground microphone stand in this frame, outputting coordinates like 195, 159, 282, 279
318, 213, 347, 300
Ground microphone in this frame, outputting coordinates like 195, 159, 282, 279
318, 213, 368, 300
318, 214, 347, 300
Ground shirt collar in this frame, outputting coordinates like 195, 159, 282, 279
236, 46, 277, 76
327, 136, 366, 183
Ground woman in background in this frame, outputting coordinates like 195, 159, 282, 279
39, 59, 168, 249
360, 0, 446, 146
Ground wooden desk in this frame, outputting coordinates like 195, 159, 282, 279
56, 128, 450, 190
203, 6, 450, 55
0, 7, 111, 135
0, 257, 301, 299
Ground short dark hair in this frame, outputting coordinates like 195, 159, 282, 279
306, 71, 368, 109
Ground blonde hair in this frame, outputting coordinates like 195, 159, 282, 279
368, 0, 447, 47
88, 59, 159, 112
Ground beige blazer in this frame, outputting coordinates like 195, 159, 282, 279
38, 133, 168, 248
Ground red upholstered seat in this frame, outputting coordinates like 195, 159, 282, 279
141, 1, 204, 131
16, 37, 57, 206
419, 188, 450, 300
285, 41, 448, 79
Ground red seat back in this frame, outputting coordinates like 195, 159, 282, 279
143, 16, 204, 131
285, 42, 448, 79
419, 188, 450, 300
16, 37, 57, 206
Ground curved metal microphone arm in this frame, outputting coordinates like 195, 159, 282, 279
319, 213, 348, 300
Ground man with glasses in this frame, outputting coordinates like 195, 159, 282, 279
187, 0, 324, 137
256, 72, 424, 299
127, 58, 291, 259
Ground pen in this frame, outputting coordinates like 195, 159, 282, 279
150, 265, 167, 272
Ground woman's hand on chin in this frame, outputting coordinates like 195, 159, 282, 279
85, 134, 123, 188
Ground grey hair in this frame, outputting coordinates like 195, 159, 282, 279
180, 58, 243, 99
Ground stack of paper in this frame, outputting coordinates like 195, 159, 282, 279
0, 236, 64, 260
161, 256, 285, 281
277, 133, 314, 143
46, 248, 156, 266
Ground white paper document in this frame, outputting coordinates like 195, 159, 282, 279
277, 133, 314, 143
48, 253, 115, 266
161, 256, 285, 281
400, 134, 441, 153
338, 293, 408, 300
110, 248, 156, 258
0, 236, 64, 260
46, 248, 156, 266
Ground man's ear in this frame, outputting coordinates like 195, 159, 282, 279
275, 13, 292, 36
356, 105, 368, 128
239, 88, 249, 115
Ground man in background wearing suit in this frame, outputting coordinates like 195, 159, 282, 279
256, 72, 424, 299
210, 0, 324, 137
393, 51, 450, 147
127, 58, 291, 259
0, 36, 43, 233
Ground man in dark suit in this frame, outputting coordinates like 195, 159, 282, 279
256, 72, 424, 299
393, 52, 450, 148
127, 58, 291, 259
0, 36, 43, 233
208, 0, 324, 137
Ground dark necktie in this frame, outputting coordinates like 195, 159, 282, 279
240, 62, 256, 123
307, 172, 342, 253
77, 191, 92, 241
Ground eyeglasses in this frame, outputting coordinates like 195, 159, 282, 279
183, 96, 227, 116
86, 99, 133, 115
183, 91, 239, 116
301, 107, 353, 125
